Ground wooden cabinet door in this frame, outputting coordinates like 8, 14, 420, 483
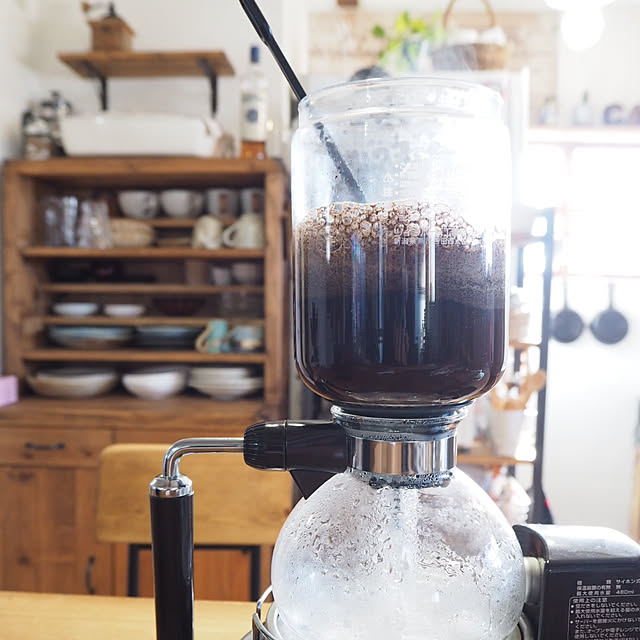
0, 466, 112, 595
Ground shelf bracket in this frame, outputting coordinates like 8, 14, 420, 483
197, 58, 218, 115
81, 61, 108, 111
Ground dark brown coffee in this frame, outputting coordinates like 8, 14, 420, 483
294, 201, 506, 408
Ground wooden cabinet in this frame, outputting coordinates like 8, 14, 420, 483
0, 158, 290, 597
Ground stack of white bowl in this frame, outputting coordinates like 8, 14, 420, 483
189, 366, 263, 400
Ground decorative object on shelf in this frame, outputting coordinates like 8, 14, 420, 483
122, 367, 187, 400
538, 96, 559, 126
551, 277, 584, 343
52, 302, 99, 317
78, 199, 113, 248
431, 0, 508, 71
103, 303, 145, 318
603, 103, 626, 125
572, 91, 595, 126
81, 2, 135, 52
192, 216, 223, 249
117, 190, 159, 219
22, 91, 73, 159
48, 326, 133, 349
160, 189, 204, 219
0, 376, 18, 408
26, 367, 118, 398
222, 211, 265, 249
372, 10, 444, 74
629, 105, 640, 125
488, 472, 531, 524
41, 196, 79, 246
195, 320, 230, 354
590, 282, 629, 345
109, 218, 155, 248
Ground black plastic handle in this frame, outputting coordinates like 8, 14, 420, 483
150, 492, 194, 640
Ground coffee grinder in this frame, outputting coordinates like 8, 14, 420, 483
149, 78, 640, 640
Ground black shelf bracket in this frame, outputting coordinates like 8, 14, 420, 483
81, 61, 109, 111
197, 58, 218, 115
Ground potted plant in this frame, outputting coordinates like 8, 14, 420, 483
372, 11, 445, 75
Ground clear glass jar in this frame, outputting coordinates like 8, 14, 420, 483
291, 78, 511, 409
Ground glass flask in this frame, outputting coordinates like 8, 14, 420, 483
291, 77, 511, 408
271, 469, 526, 640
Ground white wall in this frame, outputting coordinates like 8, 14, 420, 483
0, 0, 40, 160
556, 5, 640, 125
544, 277, 640, 534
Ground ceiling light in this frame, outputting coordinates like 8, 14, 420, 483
561, 6, 605, 51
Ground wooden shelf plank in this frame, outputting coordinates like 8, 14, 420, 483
509, 339, 542, 349
31, 316, 264, 327
38, 283, 263, 294
22, 247, 264, 260
23, 349, 266, 364
5, 158, 283, 188
0, 394, 264, 431
458, 451, 534, 466
141, 218, 197, 228
58, 50, 235, 78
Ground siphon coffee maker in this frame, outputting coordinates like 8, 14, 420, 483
149, 78, 640, 640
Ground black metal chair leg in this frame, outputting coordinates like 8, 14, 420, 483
127, 544, 141, 597
249, 546, 262, 602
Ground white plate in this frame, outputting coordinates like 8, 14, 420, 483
104, 304, 146, 318
28, 368, 118, 398
52, 302, 99, 317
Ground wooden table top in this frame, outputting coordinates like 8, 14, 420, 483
0, 591, 255, 639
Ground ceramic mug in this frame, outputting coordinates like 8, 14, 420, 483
160, 190, 204, 218
206, 188, 239, 217
195, 320, 229, 354
240, 188, 264, 213
192, 215, 223, 249
117, 190, 159, 219
222, 211, 265, 249
227, 324, 264, 352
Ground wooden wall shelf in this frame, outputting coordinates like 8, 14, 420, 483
58, 50, 235, 112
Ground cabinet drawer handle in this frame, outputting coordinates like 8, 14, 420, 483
24, 441, 66, 452
85, 555, 96, 595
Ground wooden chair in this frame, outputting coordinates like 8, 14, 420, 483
95, 443, 292, 599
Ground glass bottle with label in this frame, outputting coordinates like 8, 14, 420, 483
240, 45, 268, 160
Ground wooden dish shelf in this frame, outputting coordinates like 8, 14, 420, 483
140, 219, 198, 228
39, 283, 263, 295
22, 247, 265, 260
23, 349, 266, 364
29, 316, 264, 328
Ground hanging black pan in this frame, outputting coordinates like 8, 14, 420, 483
590, 282, 628, 345
551, 278, 584, 343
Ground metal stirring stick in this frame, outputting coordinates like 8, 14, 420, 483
238, 0, 367, 203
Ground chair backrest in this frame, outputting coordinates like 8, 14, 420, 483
96, 443, 292, 546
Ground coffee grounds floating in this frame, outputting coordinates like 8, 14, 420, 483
294, 200, 506, 408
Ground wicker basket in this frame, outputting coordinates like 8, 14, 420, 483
109, 218, 155, 248
431, 0, 508, 71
